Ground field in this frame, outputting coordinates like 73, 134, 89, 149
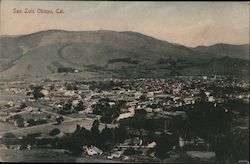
0, 90, 25, 106
0, 149, 75, 162
0, 118, 93, 137
0, 149, 123, 162
0, 123, 18, 133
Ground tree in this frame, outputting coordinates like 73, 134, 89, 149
139, 95, 148, 101
49, 128, 60, 136
27, 118, 36, 126
75, 100, 85, 111
213, 129, 249, 163
91, 120, 100, 146
67, 125, 93, 155
56, 115, 64, 125
3, 132, 16, 139
100, 125, 115, 151
49, 84, 55, 91
124, 148, 142, 156
114, 126, 128, 143
19, 103, 27, 109
32, 85, 44, 99
155, 134, 177, 159
92, 98, 121, 124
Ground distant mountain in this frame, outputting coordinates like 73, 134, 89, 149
193, 43, 249, 60
0, 30, 249, 80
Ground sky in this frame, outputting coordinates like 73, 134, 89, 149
0, 1, 249, 47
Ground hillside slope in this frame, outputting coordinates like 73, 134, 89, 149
193, 43, 249, 60
0, 30, 249, 80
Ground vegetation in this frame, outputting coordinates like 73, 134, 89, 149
155, 134, 178, 159
92, 98, 126, 123
88, 81, 123, 90
56, 116, 64, 125
51, 121, 128, 155
56, 100, 85, 115
30, 85, 44, 100
49, 128, 60, 136
108, 57, 140, 65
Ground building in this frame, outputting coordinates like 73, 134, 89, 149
84, 145, 103, 156
117, 107, 135, 121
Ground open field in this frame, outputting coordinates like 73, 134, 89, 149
0, 90, 26, 105
186, 151, 216, 160
0, 118, 93, 137
0, 149, 75, 162
0, 148, 124, 163
0, 123, 18, 133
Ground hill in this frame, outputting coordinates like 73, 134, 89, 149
193, 43, 249, 60
0, 30, 249, 80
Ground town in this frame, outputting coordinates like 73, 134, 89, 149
0, 75, 249, 163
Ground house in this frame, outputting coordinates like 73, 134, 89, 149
126, 101, 138, 107
154, 108, 163, 112
179, 137, 207, 149
149, 151, 156, 158
173, 96, 181, 101
7, 101, 14, 107
179, 137, 189, 148
183, 97, 194, 105
147, 141, 156, 148
120, 137, 143, 147
208, 96, 215, 102
108, 102, 116, 106
41, 89, 49, 96
132, 137, 143, 146
122, 156, 130, 161
117, 107, 135, 121
117, 112, 134, 121
84, 107, 93, 113
144, 107, 153, 113
107, 151, 123, 159
204, 91, 210, 97
27, 144, 32, 150
72, 100, 79, 107
64, 90, 75, 97
147, 92, 154, 98
135, 92, 143, 99
127, 107, 135, 113
84, 145, 103, 156
9, 144, 21, 150
25, 106, 33, 112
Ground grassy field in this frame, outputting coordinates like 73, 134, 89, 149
0, 118, 93, 137
0, 90, 26, 105
0, 122, 18, 133
0, 148, 124, 162
0, 149, 75, 162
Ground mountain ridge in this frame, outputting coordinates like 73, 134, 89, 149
0, 30, 249, 80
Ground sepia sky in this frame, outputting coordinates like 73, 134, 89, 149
0, 1, 249, 47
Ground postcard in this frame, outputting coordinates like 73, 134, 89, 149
0, 1, 249, 163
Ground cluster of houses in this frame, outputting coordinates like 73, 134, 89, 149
80, 137, 157, 160
0, 106, 54, 127
0, 76, 249, 161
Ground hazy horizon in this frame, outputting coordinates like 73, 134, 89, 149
0, 1, 249, 47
